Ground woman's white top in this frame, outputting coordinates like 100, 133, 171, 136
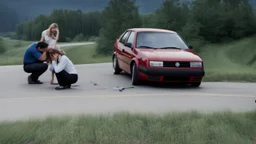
51, 55, 77, 74
41, 30, 59, 49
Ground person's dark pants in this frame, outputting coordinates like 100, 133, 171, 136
54, 70, 78, 86
23, 62, 48, 81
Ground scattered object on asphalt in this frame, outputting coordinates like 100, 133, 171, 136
90, 81, 98, 86
113, 86, 134, 92
113, 87, 121, 91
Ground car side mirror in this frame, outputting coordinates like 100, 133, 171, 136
188, 45, 193, 49
125, 43, 132, 48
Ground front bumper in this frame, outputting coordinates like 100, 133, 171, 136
138, 66, 205, 82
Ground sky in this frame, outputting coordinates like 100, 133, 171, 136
2, 0, 165, 19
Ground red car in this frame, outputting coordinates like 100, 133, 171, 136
112, 28, 205, 87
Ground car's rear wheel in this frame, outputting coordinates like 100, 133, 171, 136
113, 55, 122, 74
131, 63, 140, 85
190, 82, 201, 87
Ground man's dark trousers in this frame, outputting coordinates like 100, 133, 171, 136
23, 62, 48, 82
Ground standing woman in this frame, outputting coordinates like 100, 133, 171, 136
40, 23, 60, 49
48, 49, 78, 90
40, 23, 64, 84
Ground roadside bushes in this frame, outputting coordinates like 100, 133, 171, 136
0, 37, 6, 54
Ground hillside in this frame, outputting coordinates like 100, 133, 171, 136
199, 36, 256, 81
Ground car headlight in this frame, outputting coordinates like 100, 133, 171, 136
190, 62, 202, 67
149, 61, 163, 67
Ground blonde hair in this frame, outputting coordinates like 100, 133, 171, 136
46, 23, 58, 36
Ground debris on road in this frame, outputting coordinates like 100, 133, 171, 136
90, 81, 98, 86
113, 86, 134, 92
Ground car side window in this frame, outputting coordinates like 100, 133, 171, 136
126, 31, 135, 45
120, 31, 131, 44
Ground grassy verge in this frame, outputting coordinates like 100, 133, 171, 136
0, 38, 34, 65
0, 38, 110, 65
63, 43, 111, 64
1, 111, 256, 143
200, 37, 256, 82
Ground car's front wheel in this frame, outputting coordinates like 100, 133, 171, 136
131, 63, 140, 85
113, 55, 122, 74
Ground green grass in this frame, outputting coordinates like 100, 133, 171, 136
64, 43, 111, 64
0, 38, 110, 65
199, 37, 256, 82
0, 38, 34, 65
1, 110, 256, 143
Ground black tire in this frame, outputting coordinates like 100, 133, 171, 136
190, 82, 201, 87
131, 63, 140, 85
113, 55, 122, 74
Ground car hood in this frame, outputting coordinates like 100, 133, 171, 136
139, 49, 202, 61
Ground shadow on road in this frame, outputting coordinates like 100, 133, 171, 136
118, 72, 202, 90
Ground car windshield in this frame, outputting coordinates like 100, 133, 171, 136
136, 31, 189, 49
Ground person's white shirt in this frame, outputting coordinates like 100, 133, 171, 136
41, 30, 60, 49
51, 55, 77, 74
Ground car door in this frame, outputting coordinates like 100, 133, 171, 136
122, 31, 136, 74
117, 30, 131, 72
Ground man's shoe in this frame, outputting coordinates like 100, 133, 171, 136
34, 80, 43, 84
28, 76, 34, 84
55, 86, 69, 90
28, 76, 43, 84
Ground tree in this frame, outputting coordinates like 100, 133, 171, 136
96, 0, 142, 55
15, 9, 103, 42
189, 0, 226, 42
140, 13, 157, 28
154, 0, 189, 33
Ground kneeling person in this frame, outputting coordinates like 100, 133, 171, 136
49, 49, 78, 90
23, 42, 49, 84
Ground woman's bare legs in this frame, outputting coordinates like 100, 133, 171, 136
50, 71, 55, 84
49, 64, 56, 85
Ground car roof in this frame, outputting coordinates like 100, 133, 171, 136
127, 28, 177, 34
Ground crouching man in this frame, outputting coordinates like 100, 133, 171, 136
23, 41, 49, 84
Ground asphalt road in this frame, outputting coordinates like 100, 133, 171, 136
0, 62, 255, 122
0, 42, 255, 121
